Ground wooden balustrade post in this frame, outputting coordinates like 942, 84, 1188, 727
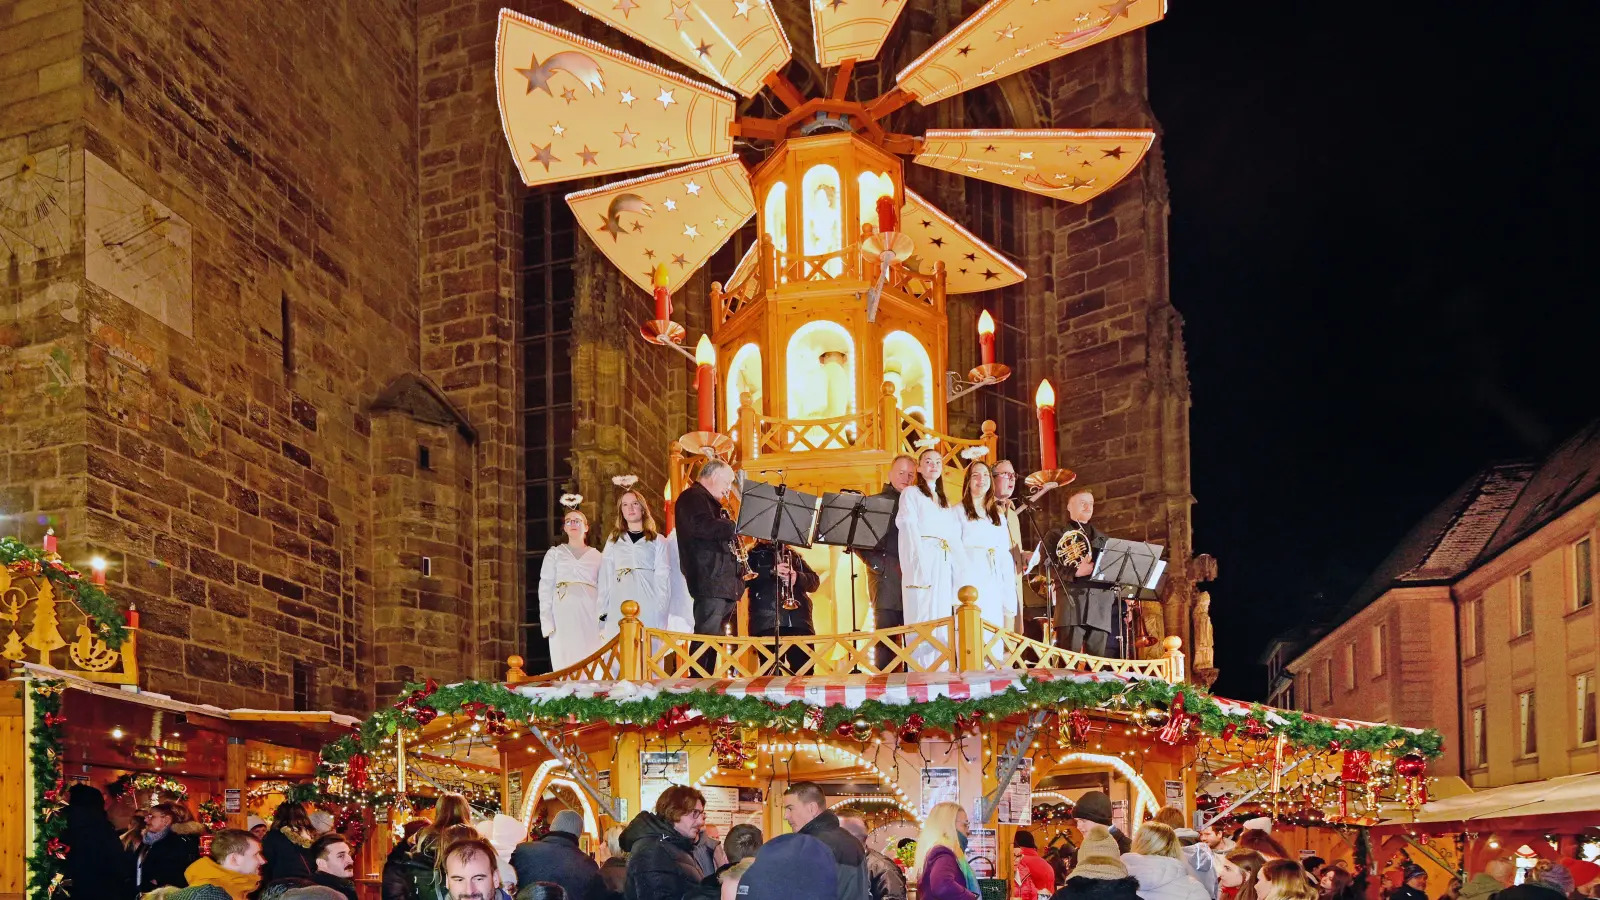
879, 381, 900, 453
981, 420, 998, 464
504, 655, 527, 684
1162, 636, 1185, 682
955, 586, 984, 671
619, 601, 646, 681
738, 391, 757, 460
759, 233, 776, 291
933, 260, 947, 308
711, 281, 725, 326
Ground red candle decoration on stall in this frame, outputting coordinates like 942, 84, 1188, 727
875, 194, 897, 234
977, 310, 996, 365
652, 264, 672, 321
694, 335, 716, 433
89, 556, 107, 586
43, 528, 57, 554
663, 481, 675, 533
1035, 379, 1058, 470
125, 604, 140, 629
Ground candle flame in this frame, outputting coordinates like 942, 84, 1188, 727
1035, 378, 1056, 409
653, 264, 670, 288
89, 556, 106, 572
977, 309, 995, 336
665, 481, 672, 501
695, 334, 716, 367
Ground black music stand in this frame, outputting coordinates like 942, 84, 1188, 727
1090, 538, 1166, 656
816, 490, 897, 643
735, 480, 820, 674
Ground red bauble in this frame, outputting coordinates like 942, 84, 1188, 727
1220, 722, 1238, 741
1394, 753, 1426, 779
834, 721, 854, 739
1341, 749, 1372, 784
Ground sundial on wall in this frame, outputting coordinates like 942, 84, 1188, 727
85, 152, 194, 338
0, 144, 72, 271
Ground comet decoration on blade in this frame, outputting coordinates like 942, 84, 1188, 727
915, 129, 1156, 204
553, 0, 792, 96
811, 0, 913, 68
566, 155, 755, 295
900, 189, 1025, 294
495, 9, 737, 187
895, 0, 1166, 105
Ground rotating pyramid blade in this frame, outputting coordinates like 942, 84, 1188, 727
554, 0, 791, 97
900, 189, 1024, 294
497, 10, 737, 187
896, 0, 1165, 106
567, 155, 755, 294
812, 0, 912, 69
915, 129, 1154, 203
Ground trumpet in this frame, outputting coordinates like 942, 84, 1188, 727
719, 505, 758, 581
1056, 525, 1092, 569
776, 544, 799, 610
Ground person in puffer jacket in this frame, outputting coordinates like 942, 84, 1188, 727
1151, 808, 1217, 899
1121, 825, 1209, 900
621, 786, 708, 900
1050, 826, 1141, 900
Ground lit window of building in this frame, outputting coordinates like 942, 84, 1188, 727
1516, 569, 1535, 637
1576, 537, 1594, 610
1520, 690, 1538, 758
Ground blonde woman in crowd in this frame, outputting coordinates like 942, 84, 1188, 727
914, 801, 979, 900
1255, 860, 1319, 900
1122, 823, 1210, 900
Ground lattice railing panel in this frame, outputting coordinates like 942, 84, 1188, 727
979, 621, 1176, 680
642, 617, 958, 678
527, 637, 624, 683
755, 411, 875, 454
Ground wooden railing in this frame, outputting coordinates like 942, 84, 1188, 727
710, 233, 948, 328
507, 594, 1185, 684
754, 409, 877, 454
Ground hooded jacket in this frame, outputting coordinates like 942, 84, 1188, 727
798, 811, 872, 900
1120, 855, 1210, 900
512, 830, 608, 900
1052, 876, 1144, 900
865, 847, 908, 900
621, 812, 705, 900
260, 826, 316, 881
1458, 874, 1505, 900
182, 857, 260, 900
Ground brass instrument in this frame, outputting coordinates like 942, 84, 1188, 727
777, 544, 799, 610
719, 505, 758, 581
1055, 525, 1092, 569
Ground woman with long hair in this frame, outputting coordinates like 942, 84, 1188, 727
1319, 867, 1358, 900
958, 460, 1018, 656
260, 800, 318, 881
388, 794, 477, 900
1235, 831, 1288, 862
1256, 861, 1318, 900
897, 448, 965, 668
913, 801, 978, 900
539, 504, 605, 670
598, 487, 671, 634
1218, 850, 1267, 900
1121, 823, 1209, 900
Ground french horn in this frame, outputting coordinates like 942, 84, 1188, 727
1056, 526, 1092, 569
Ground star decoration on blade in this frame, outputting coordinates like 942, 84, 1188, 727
578, 146, 599, 165
531, 143, 560, 171
657, 138, 674, 154
657, 88, 677, 108
957, 45, 973, 56
1102, 146, 1126, 159
632, 222, 645, 231
672, 253, 689, 267
685, 180, 702, 195
995, 24, 1018, 39
666, 2, 693, 27
514, 50, 607, 97
683, 224, 700, 239
733, 0, 751, 15
930, 237, 945, 247
615, 0, 638, 14
619, 89, 637, 106
1101, 0, 1136, 20
552, 122, 566, 136
1018, 150, 1033, 160
615, 125, 639, 147
828, 0, 846, 9
714, 216, 726, 227
664, 198, 678, 211
695, 39, 713, 57
982, 269, 999, 280
644, 248, 656, 258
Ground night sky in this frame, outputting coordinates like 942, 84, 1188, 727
1146, 1, 1599, 699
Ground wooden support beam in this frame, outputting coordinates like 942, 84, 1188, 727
881, 133, 923, 156
763, 72, 807, 112
732, 118, 787, 142
830, 59, 856, 100
226, 737, 248, 830
864, 88, 915, 121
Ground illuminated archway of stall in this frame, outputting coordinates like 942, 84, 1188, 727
883, 331, 933, 425
829, 795, 921, 823
802, 164, 843, 276
688, 740, 920, 824
1043, 753, 1162, 829
727, 343, 763, 431
786, 321, 856, 437
518, 758, 600, 835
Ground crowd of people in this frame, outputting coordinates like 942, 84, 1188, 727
537, 450, 1132, 674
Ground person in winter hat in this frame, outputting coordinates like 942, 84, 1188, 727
1072, 793, 1131, 856
1390, 864, 1428, 900
1121, 824, 1210, 900
738, 833, 839, 900
1011, 830, 1057, 900
621, 785, 709, 900
1051, 825, 1141, 900
512, 810, 607, 900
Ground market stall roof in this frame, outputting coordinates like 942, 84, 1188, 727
1379, 771, 1600, 830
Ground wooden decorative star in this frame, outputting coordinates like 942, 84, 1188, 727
562, 87, 578, 104
615, 0, 639, 15
713, 217, 727, 228
664, 198, 678, 210
615, 125, 640, 147
929, 237, 945, 248
733, 0, 751, 16
920, 220, 932, 228
577, 146, 599, 165
981, 268, 999, 280
619, 89, 638, 106
672, 253, 689, 267
530, 143, 560, 171
964, 252, 977, 261
695, 39, 713, 57
828, 0, 846, 10
1102, 146, 1126, 159
632, 221, 646, 232
645, 248, 657, 259
1100, 0, 1136, 21
551, 122, 566, 136
956, 45, 973, 56
656, 88, 677, 108
683, 224, 700, 239
657, 137, 675, 154
684, 180, 702, 195
666, 2, 693, 27
995, 24, 1019, 39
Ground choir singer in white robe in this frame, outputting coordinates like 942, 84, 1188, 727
539, 503, 604, 670
897, 447, 966, 668
959, 460, 1018, 665
598, 486, 672, 635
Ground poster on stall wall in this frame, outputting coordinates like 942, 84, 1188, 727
996, 756, 1033, 826
920, 767, 960, 817
641, 751, 690, 815
702, 785, 740, 830
1111, 799, 1129, 835
1164, 780, 1184, 812
967, 828, 1000, 878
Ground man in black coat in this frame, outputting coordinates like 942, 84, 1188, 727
133, 803, 200, 894
512, 811, 607, 900
855, 455, 916, 670
746, 542, 821, 674
1051, 490, 1120, 658
622, 786, 708, 900
781, 783, 869, 900
839, 817, 905, 900
675, 460, 744, 636
62, 785, 128, 900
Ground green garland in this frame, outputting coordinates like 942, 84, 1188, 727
1, 537, 130, 649
320, 675, 1443, 769
27, 679, 67, 900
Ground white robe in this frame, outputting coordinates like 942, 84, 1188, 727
538, 543, 604, 670
663, 530, 695, 632
961, 510, 1019, 662
896, 484, 965, 668
598, 533, 672, 635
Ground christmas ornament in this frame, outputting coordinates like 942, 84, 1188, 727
1139, 705, 1170, 731
1242, 716, 1271, 739
348, 753, 370, 793
851, 715, 873, 742
804, 708, 826, 731
1157, 693, 1195, 744
834, 721, 854, 740
1340, 749, 1371, 784
1220, 721, 1238, 742
394, 678, 441, 725
713, 722, 754, 768
899, 714, 925, 747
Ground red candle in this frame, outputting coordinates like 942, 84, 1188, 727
126, 605, 140, 629
695, 335, 716, 432
43, 528, 57, 554
1035, 379, 1058, 470
90, 557, 106, 586
876, 194, 898, 234
977, 310, 996, 365
653, 264, 672, 320
663, 482, 675, 533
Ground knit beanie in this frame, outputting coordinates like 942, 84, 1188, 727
1074, 791, 1114, 827
1537, 864, 1575, 897
739, 834, 838, 900
1069, 826, 1128, 881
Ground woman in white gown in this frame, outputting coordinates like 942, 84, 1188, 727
897, 447, 966, 668
598, 486, 671, 636
958, 461, 1018, 665
539, 501, 604, 671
